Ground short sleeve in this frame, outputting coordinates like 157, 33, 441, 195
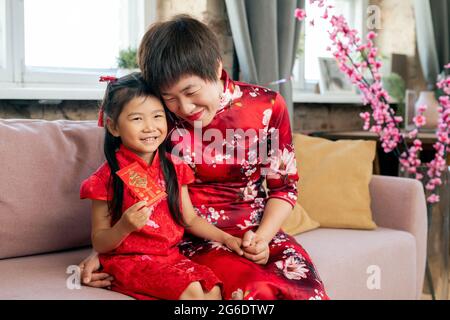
175, 161, 195, 186
80, 174, 111, 201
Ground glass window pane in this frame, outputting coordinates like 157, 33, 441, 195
0, 0, 6, 69
24, 0, 129, 69
304, 0, 356, 82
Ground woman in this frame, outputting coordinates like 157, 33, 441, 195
80, 15, 328, 300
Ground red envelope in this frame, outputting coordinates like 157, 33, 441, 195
116, 162, 167, 207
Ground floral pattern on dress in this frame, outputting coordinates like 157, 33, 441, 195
171, 70, 328, 300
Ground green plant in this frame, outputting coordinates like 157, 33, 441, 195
117, 47, 138, 69
382, 73, 406, 126
382, 73, 406, 103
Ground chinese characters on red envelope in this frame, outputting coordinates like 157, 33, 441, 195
116, 161, 167, 208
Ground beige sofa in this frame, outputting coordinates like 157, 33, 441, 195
0, 119, 427, 300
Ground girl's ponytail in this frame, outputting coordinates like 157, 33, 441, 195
104, 131, 123, 225
159, 141, 187, 227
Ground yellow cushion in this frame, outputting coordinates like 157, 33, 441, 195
293, 134, 377, 230
282, 202, 320, 235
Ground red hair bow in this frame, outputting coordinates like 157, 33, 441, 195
98, 75, 117, 127
99, 75, 118, 83
97, 107, 105, 127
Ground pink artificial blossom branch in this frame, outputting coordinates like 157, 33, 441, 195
296, 0, 450, 203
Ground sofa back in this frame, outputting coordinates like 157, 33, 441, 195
0, 120, 104, 259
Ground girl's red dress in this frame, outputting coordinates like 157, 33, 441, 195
169, 70, 329, 300
80, 145, 222, 300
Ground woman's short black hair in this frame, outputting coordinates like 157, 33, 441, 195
138, 14, 222, 96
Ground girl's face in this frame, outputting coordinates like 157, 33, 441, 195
108, 95, 167, 164
160, 66, 223, 127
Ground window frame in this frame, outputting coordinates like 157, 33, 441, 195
293, 0, 369, 94
0, 0, 156, 100
0, 0, 14, 82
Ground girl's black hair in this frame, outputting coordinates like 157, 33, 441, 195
101, 72, 185, 227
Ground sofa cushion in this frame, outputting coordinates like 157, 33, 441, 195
294, 133, 377, 230
295, 227, 417, 300
282, 202, 320, 235
0, 247, 131, 299
0, 120, 104, 259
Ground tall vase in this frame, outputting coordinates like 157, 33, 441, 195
414, 91, 440, 130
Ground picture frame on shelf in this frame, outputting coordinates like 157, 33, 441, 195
318, 57, 355, 94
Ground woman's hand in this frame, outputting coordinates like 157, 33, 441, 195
223, 234, 244, 256
241, 230, 270, 265
78, 251, 114, 288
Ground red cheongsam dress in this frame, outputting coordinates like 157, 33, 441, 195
80, 144, 222, 300
169, 70, 329, 300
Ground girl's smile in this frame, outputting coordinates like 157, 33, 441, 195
108, 95, 167, 164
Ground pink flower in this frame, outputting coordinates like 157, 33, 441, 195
359, 112, 370, 121
413, 139, 422, 148
417, 104, 428, 114
275, 256, 309, 280
360, 112, 371, 130
367, 31, 377, 40
413, 115, 426, 127
438, 132, 450, 144
294, 8, 307, 21
427, 194, 440, 203
445, 63, 450, 69
408, 129, 418, 139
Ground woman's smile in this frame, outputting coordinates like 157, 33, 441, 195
186, 109, 204, 122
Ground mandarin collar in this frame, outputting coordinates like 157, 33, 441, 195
221, 69, 234, 95
117, 144, 160, 171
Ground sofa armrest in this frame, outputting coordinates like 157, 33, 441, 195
369, 175, 427, 299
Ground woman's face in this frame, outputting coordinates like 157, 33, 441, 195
160, 70, 223, 128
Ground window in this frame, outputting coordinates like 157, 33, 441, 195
25, 1, 130, 70
294, 0, 368, 92
0, 0, 12, 82
0, 0, 156, 99
0, 0, 5, 69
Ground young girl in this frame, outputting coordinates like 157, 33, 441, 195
80, 72, 243, 300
